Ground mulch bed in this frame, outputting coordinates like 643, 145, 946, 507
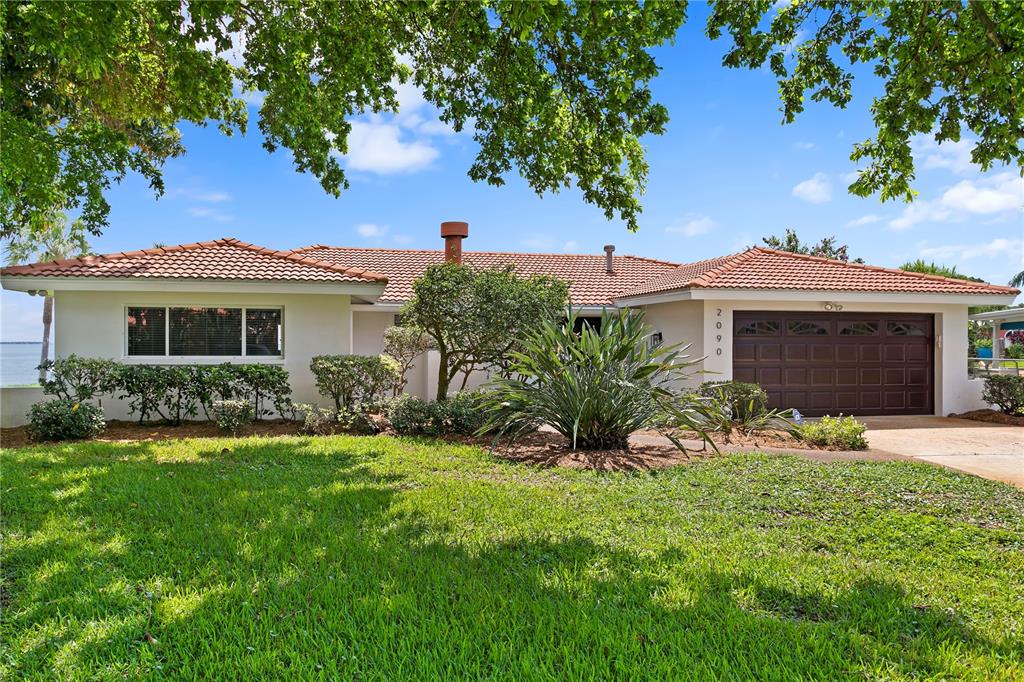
483, 431, 713, 471
638, 428, 831, 451
951, 409, 1024, 426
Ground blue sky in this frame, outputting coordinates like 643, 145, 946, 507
3, 4, 1022, 341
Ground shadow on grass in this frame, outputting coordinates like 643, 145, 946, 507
2, 439, 1018, 678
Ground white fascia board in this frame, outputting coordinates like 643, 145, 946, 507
617, 287, 1017, 307
350, 301, 616, 315
0, 276, 386, 297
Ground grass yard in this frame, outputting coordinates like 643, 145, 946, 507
2, 436, 1022, 680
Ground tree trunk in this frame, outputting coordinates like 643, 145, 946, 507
38, 295, 53, 384
435, 349, 450, 402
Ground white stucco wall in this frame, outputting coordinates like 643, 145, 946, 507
640, 300, 706, 389
48, 289, 352, 420
693, 298, 982, 416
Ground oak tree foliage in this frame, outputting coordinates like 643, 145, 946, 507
2, 1, 1021, 241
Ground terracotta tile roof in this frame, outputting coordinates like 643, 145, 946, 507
290, 246, 680, 305
618, 247, 1019, 298
0, 238, 387, 284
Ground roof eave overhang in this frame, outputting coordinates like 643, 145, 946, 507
351, 301, 615, 314
615, 287, 1019, 307
1, 276, 387, 298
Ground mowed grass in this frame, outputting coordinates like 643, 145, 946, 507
1, 436, 1022, 680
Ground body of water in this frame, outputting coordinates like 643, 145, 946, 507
1, 343, 47, 386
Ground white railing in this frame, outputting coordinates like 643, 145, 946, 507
968, 357, 1024, 378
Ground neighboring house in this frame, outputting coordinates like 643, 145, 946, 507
1, 222, 1018, 425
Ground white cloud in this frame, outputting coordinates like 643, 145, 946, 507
793, 141, 816, 150
194, 190, 230, 203
913, 136, 977, 175
846, 214, 882, 227
888, 171, 1023, 230
665, 216, 716, 237
391, 234, 415, 246
887, 201, 950, 231
841, 170, 861, 185
343, 119, 439, 174
940, 172, 1023, 214
920, 237, 1023, 262
187, 206, 234, 223
792, 172, 832, 203
562, 240, 579, 252
356, 223, 387, 238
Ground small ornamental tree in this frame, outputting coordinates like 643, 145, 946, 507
401, 263, 568, 401
383, 325, 431, 396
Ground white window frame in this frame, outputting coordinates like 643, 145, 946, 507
122, 304, 284, 363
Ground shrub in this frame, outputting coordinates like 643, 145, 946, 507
111, 364, 175, 423
336, 404, 378, 435
982, 375, 1024, 415
188, 363, 239, 419
443, 390, 491, 435
38, 355, 118, 402
211, 399, 254, 434
310, 355, 400, 411
388, 396, 443, 436
698, 381, 768, 422
294, 403, 337, 436
386, 392, 491, 437
383, 325, 431, 395
1005, 343, 1024, 360
233, 364, 293, 419
480, 309, 710, 451
797, 415, 868, 450
27, 400, 105, 442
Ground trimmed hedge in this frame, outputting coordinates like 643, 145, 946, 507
309, 355, 400, 411
27, 400, 106, 442
388, 392, 490, 437
982, 375, 1024, 416
38, 357, 293, 425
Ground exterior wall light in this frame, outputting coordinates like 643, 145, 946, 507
823, 302, 844, 311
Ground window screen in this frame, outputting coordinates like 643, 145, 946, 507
169, 307, 242, 356
127, 307, 167, 356
246, 309, 282, 356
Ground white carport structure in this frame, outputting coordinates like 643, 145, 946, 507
969, 307, 1024, 376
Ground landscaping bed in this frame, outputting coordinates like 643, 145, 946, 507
485, 430, 709, 471
953, 408, 1024, 427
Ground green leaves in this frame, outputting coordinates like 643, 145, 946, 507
401, 262, 568, 400
479, 308, 705, 450
709, 0, 1024, 203
4, 1, 1020, 240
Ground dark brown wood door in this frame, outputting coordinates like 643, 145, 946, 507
732, 312, 934, 416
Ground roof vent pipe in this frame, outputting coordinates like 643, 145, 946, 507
441, 221, 469, 264
603, 244, 615, 274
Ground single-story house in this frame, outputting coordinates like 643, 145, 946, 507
1, 222, 1018, 425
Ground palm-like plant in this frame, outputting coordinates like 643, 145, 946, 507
480, 309, 716, 451
5, 209, 90, 383
1010, 271, 1024, 289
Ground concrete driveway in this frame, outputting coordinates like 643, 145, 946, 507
861, 416, 1024, 488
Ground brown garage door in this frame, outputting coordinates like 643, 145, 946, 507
732, 312, 933, 416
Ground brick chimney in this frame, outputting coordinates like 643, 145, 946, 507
603, 244, 615, 274
441, 221, 469, 264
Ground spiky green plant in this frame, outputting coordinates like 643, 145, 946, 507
480, 309, 717, 451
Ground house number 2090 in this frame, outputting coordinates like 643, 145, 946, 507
715, 309, 724, 356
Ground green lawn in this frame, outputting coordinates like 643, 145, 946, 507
2, 436, 1022, 680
